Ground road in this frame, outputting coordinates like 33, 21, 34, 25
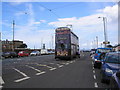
2, 52, 110, 88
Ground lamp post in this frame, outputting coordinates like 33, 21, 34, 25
12, 20, 15, 51
96, 36, 98, 48
98, 17, 109, 47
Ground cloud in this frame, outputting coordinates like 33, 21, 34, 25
12, 3, 52, 49
40, 20, 46, 23
48, 4, 118, 49
2, 0, 119, 2
2, 3, 118, 49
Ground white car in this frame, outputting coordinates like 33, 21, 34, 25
30, 51, 41, 56
41, 49, 48, 55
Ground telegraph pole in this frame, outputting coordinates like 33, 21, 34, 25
12, 20, 15, 51
96, 36, 98, 48
98, 17, 109, 48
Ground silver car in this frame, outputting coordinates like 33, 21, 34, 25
30, 51, 41, 56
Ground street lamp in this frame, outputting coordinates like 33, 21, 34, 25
12, 12, 28, 51
98, 16, 109, 47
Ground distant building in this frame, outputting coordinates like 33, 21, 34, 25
2, 39, 26, 52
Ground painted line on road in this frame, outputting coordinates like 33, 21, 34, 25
70, 61, 73, 63
13, 68, 30, 83
13, 68, 28, 77
58, 65, 63, 68
36, 71, 46, 75
93, 67, 94, 70
65, 63, 69, 65
50, 68, 56, 71
93, 70, 95, 73
14, 77, 30, 83
36, 63, 54, 69
35, 63, 57, 71
94, 82, 98, 88
26, 65, 42, 73
56, 64, 63, 68
0, 76, 5, 84
93, 75, 96, 79
49, 63, 54, 64
0, 85, 3, 89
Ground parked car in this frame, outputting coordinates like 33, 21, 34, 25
101, 52, 120, 84
18, 51, 29, 57
110, 70, 120, 89
41, 49, 48, 55
93, 48, 112, 68
90, 49, 96, 57
2, 52, 18, 58
30, 51, 41, 56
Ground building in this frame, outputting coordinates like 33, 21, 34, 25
2, 39, 26, 52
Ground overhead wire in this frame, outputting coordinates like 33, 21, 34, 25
50, 3, 80, 11
3, 3, 28, 14
34, 3, 69, 26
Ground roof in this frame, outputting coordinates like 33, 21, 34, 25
97, 48, 112, 50
107, 51, 120, 55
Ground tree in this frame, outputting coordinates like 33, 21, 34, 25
18, 44, 27, 48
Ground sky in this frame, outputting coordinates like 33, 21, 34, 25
1, 1, 118, 50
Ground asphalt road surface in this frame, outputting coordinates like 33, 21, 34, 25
1, 52, 110, 88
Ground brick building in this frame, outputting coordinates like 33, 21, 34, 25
2, 39, 26, 52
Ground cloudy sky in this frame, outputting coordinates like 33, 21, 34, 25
1, 1, 118, 50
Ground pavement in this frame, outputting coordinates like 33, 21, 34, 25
1, 52, 110, 88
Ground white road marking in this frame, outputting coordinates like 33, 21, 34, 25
13, 68, 30, 83
0, 85, 3, 89
94, 82, 98, 88
35, 63, 56, 71
14, 77, 30, 83
93, 67, 94, 70
50, 68, 56, 71
49, 63, 54, 64
93, 75, 96, 79
70, 61, 73, 63
93, 70, 95, 73
56, 64, 63, 68
0, 76, 5, 84
60, 63, 67, 65
13, 68, 28, 77
36, 71, 46, 75
65, 63, 69, 65
36, 63, 54, 69
58, 65, 63, 68
26, 65, 42, 73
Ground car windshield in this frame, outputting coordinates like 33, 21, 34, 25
98, 49, 111, 53
19, 51, 23, 53
105, 54, 120, 64
32, 51, 38, 53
